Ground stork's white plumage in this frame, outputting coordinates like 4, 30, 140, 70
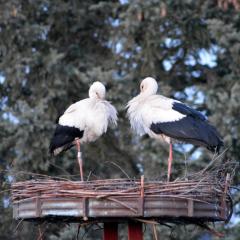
50, 81, 117, 180
127, 77, 223, 181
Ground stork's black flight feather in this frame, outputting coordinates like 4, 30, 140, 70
49, 125, 84, 155
150, 116, 223, 152
172, 102, 206, 121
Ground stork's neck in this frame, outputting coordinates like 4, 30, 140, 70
128, 93, 149, 107
139, 90, 154, 99
89, 95, 99, 100
89, 93, 105, 101
89, 97, 103, 106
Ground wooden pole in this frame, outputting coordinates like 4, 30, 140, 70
104, 222, 118, 240
220, 173, 230, 220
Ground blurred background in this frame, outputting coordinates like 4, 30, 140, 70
0, 0, 240, 239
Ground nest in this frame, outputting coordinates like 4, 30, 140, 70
12, 173, 233, 222
11, 159, 237, 238
12, 177, 229, 203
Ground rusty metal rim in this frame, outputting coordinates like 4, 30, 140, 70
13, 196, 229, 222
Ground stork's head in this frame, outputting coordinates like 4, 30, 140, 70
89, 81, 106, 99
140, 77, 158, 96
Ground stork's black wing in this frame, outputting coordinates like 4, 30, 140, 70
150, 116, 223, 152
172, 102, 206, 121
49, 124, 84, 155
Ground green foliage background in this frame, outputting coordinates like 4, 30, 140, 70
0, 0, 239, 239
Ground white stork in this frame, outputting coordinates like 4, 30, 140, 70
127, 77, 223, 181
49, 81, 118, 181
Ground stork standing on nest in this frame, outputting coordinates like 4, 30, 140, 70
49, 81, 118, 181
127, 77, 223, 181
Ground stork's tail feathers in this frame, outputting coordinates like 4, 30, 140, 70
49, 125, 84, 156
50, 142, 74, 156
206, 133, 224, 153
202, 122, 224, 153
188, 122, 224, 153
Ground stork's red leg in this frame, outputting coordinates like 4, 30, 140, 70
75, 138, 83, 181
167, 143, 173, 182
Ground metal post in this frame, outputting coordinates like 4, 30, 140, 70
128, 221, 143, 240
104, 222, 118, 240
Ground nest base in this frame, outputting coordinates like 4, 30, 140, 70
19, 216, 225, 225
11, 177, 231, 224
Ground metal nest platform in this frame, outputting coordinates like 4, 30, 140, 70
11, 174, 232, 223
